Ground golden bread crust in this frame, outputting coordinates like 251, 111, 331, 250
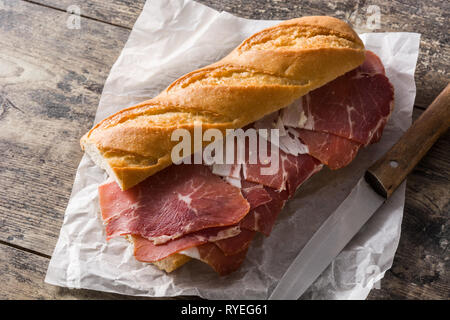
81, 16, 365, 190
152, 254, 192, 273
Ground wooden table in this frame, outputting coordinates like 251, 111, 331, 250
0, 0, 448, 300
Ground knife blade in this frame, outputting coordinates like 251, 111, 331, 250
269, 177, 384, 300
269, 83, 450, 300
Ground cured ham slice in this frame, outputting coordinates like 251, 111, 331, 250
214, 229, 256, 256
279, 129, 310, 155
136, 182, 279, 262
281, 51, 394, 145
132, 225, 240, 262
360, 50, 386, 75
133, 234, 202, 263
240, 187, 288, 236
212, 163, 241, 179
99, 51, 395, 276
133, 220, 253, 264
296, 129, 361, 170
283, 154, 323, 198
240, 180, 272, 209
243, 145, 322, 197
99, 164, 250, 244
187, 243, 249, 276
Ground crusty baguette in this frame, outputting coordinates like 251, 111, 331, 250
152, 254, 191, 273
81, 16, 365, 190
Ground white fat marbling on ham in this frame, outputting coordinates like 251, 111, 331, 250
223, 176, 242, 188
214, 229, 256, 256
296, 129, 361, 169
240, 180, 272, 210
99, 164, 250, 244
179, 247, 200, 259
242, 139, 322, 196
280, 99, 305, 128
240, 187, 288, 236
181, 241, 250, 275
285, 51, 394, 145
279, 131, 309, 156
132, 225, 241, 263
212, 163, 242, 179
101, 51, 395, 276
274, 116, 287, 136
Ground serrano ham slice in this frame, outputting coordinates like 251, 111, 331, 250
131, 183, 282, 263
188, 243, 249, 276
133, 234, 202, 263
243, 145, 322, 197
296, 129, 361, 169
214, 229, 256, 256
99, 164, 250, 244
98, 50, 395, 276
281, 50, 394, 145
240, 187, 288, 236
132, 225, 240, 263
360, 50, 386, 75
240, 180, 272, 209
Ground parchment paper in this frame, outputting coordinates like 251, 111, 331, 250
45, 0, 420, 299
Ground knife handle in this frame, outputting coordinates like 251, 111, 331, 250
365, 83, 450, 198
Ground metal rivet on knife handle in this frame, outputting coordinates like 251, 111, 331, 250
365, 83, 450, 199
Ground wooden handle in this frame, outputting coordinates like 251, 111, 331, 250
365, 84, 450, 198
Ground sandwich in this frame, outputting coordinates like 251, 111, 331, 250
81, 16, 394, 275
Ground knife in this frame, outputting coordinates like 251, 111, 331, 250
269, 84, 450, 300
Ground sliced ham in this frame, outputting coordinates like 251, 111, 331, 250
99, 164, 250, 244
296, 129, 361, 169
281, 51, 394, 145
132, 182, 277, 262
132, 225, 240, 262
193, 243, 249, 276
100, 51, 395, 276
243, 144, 322, 197
283, 153, 323, 198
214, 229, 256, 256
279, 129, 310, 155
240, 187, 288, 236
212, 163, 241, 179
240, 180, 272, 209
133, 235, 199, 263
360, 50, 386, 75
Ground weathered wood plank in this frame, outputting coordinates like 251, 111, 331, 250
23, 0, 145, 29
196, 0, 448, 108
28, 0, 448, 107
0, 0, 130, 255
0, 242, 156, 299
0, 0, 447, 300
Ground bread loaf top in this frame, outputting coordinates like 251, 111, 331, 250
81, 16, 365, 190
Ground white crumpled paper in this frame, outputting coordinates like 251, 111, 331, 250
45, 0, 420, 299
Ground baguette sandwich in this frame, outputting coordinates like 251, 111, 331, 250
81, 16, 394, 275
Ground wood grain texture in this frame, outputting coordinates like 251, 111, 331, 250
0, 242, 161, 299
26, 0, 450, 107
22, 0, 143, 29
196, 0, 449, 108
0, 0, 130, 255
0, 0, 448, 300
